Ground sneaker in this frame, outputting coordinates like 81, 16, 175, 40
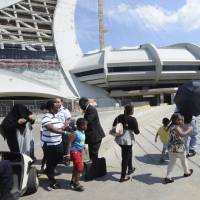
127, 167, 136, 175
164, 178, 174, 184
188, 150, 196, 157
49, 182, 61, 190
73, 184, 85, 192
69, 180, 74, 189
184, 169, 193, 177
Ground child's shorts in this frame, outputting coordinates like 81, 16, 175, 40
70, 151, 84, 172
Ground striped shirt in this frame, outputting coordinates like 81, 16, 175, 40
41, 113, 63, 146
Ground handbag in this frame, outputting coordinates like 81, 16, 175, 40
109, 117, 124, 137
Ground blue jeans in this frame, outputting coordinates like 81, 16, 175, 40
185, 117, 198, 152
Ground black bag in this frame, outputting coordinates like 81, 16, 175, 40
84, 157, 107, 181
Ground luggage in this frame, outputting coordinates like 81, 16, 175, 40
84, 157, 107, 180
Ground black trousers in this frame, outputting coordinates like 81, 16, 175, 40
88, 140, 102, 161
6, 130, 20, 153
0, 160, 13, 195
119, 145, 133, 178
44, 143, 63, 181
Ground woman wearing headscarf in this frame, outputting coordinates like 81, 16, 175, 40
0, 104, 35, 155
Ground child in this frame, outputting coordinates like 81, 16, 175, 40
155, 118, 170, 163
69, 118, 87, 191
164, 113, 193, 184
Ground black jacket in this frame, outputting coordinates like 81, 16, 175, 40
84, 105, 105, 144
113, 114, 140, 134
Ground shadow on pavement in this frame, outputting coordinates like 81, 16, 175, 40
39, 177, 71, 191
132, 173, 162, 185
135, 154, 169, 165
132, 173, 184, 185
82, 171, 121, 182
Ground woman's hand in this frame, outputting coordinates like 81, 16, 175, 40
18, 118, 27, 124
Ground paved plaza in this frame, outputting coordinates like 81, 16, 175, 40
1, 104, 200, 200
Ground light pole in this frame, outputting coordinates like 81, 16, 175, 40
98, 0, 105, 50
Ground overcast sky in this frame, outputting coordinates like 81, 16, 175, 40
75, 0, 200, 53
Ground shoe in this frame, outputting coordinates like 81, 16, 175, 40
69, 180, 74, 189
164, 178, 174, 184
188, 150, 196, 157
184, 169, 193, 177
119, 176, 130, 183
73, 184, 85, 192
127, 167, 136, 175
49, 182, 61, 190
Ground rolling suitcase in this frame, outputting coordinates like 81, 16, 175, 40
84, 157, 107, 181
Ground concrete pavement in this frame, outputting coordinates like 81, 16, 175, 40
1, 104, 200, 200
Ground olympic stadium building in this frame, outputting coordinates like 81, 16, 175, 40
1, 0, 200, 106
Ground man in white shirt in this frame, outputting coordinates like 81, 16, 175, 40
55, 98, 72, 165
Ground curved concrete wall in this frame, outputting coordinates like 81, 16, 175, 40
53, 0, 116, 105
53, 0, 83, 96
0, 69, 65, 98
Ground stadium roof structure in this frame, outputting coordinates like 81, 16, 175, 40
0, 0, 200, 105
72, 43, 200, 97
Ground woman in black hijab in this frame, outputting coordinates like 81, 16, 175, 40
0, 104, 34, 153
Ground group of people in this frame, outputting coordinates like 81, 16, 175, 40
38, 97, 106, 191
0, 98, 199, 196
155, 112, 198, 184
0, 97, 105, 194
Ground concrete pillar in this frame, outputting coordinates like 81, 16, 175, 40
160, 94, 164, 104
171, 93, 175, 105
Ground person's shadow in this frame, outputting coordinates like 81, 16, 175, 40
132, 173, 183, 185
132, 173, 162, 185
135, 154, 169, 166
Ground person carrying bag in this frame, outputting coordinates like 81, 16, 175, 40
112, 104, 140, 182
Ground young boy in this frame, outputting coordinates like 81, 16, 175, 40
155, 117, 170, 163
69, 118, 87, 192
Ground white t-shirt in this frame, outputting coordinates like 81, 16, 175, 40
41, 113, 63, 146
56, 106, 71, 124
